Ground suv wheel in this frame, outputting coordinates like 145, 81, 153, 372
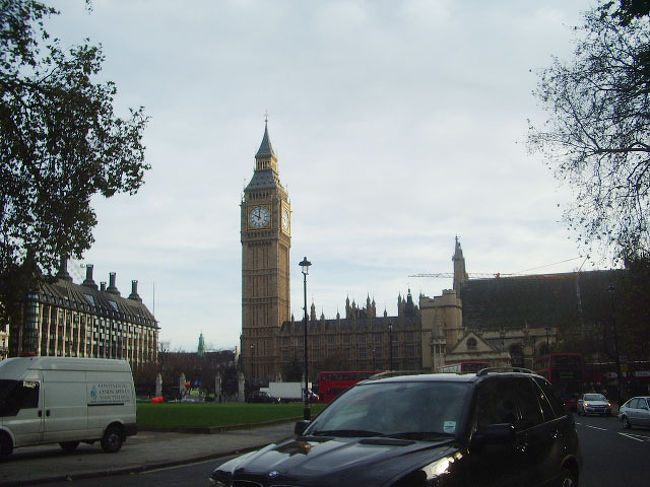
621, 415, 632, 429
558, 467, 577, 487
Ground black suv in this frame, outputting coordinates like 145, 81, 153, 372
209, 368, 582, 486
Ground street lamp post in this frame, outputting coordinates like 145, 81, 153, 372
250, 343, 255, 385
545, 327, 551, 349
388, 322, 393, 370
299, 257, 312, 421
608, 284, 624, 404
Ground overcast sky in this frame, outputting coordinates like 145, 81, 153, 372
50, 0, 598, 352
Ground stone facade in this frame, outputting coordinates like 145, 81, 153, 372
9, 260, 158, 368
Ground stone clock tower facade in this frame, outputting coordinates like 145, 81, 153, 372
241, 121, 291, 382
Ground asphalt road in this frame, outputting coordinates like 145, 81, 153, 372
576, 413, 650, 487
31, 415, 650, 487
34, 456, 234, 487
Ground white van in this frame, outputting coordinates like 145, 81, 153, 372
0, 357, 137, 458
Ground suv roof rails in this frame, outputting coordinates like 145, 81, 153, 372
369, 370, 426, 379
477, 366, 535, 377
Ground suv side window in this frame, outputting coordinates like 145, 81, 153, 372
476, 378, 520, 429
533, 377, 565, 419
512, 378, 544, 430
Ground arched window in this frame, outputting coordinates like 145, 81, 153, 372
467, 337, 477, 351
509, 343, 524, 367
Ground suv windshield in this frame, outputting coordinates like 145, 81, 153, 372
306, 380, 470, 439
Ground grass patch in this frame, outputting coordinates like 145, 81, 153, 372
137, 402, 327, 428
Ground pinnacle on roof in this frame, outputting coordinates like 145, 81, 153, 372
454, 235, 464, 259
255, 119, 277, 160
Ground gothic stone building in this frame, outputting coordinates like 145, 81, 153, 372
240, 122, 623, 385
9, 260, 158, 368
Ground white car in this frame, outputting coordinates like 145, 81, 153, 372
619, 396, 650, 429
576, 393, 612, 416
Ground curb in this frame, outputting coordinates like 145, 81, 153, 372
5, 445, 268, 487
139, 416, 301, 434
5, 420, 298, 487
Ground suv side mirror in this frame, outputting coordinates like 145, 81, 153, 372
472, 423, 515, 448
294, 420, 310, 436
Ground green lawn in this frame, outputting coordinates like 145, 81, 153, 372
137, 402, 327, 428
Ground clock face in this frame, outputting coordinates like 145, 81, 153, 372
281, 208, 290, 231
249, 206, 270, 228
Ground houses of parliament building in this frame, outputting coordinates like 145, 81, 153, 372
240, 122, 618, 385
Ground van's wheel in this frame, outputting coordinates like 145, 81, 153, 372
59, 441, 80, 452
101, 426, 123, 453
621, 415, 632, 429
0, 433, 13, 459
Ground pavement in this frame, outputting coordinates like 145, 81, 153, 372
0, 421, 297, 486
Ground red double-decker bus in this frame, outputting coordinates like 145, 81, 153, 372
587, 360, 650, 399
436, 361, 489, 374
317, 371, 382, 403
534, 353, 585, 410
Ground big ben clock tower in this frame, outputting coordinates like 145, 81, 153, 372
241, 120, 291, 382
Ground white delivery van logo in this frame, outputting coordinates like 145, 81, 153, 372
88, 383, 131, 405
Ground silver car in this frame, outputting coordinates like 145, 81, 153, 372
577, 393, 612, 416
618, 396, 650, 429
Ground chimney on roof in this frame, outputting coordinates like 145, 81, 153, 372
106, 272, 120, 296
82, 264, 98, 289
56, 256, 73, 282
129, 280, 142, 302
100, 282, 106, 292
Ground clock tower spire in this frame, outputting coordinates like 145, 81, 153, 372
241, 120, 291, 383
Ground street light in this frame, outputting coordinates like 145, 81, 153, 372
299, 257, 312, 421
545, 327, 551, 349
388, 322, 393, 370
608, 284, 624, 404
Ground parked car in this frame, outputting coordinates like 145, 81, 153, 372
210, 368, 582, 487
247, 391, 280, 403
618, 396, 650, 429
577, 393, 612, 416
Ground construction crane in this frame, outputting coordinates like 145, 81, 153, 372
410, 257, 585, 280
409, 272, 515, 279
410, 272, 584, 280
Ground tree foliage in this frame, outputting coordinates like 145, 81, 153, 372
529, 1, 650, 260
0, 1, 149, 325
